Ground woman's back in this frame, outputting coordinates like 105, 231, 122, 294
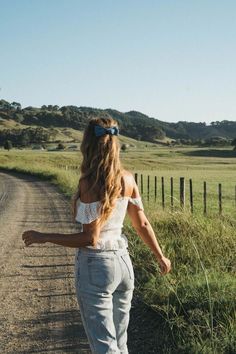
75, 170, 144, 250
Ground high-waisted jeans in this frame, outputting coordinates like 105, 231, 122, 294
74, 247, 135, 354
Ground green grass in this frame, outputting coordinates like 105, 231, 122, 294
1, 146, 236, 215
125, 211, 236, 353
0, 146, 235, 353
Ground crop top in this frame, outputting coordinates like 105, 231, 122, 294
75, 196, 144, 250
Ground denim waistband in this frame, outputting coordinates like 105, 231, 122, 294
77, 247, 129, 257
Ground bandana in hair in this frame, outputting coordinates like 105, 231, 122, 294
94, 124, 119, 137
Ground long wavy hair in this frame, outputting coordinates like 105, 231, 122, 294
72, 114, 124, 226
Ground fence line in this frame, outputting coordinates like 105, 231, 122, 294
55, 166, 234, 215
133, 173, 234, 216
57, 164, 79, 170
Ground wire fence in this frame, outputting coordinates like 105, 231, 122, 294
56, 165, 236, 215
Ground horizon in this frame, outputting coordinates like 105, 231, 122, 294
1, 0, 236, 124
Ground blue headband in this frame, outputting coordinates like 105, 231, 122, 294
94, 124, 119, 137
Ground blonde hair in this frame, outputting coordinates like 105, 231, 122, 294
72, 114, 124, 226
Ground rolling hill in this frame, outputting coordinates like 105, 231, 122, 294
0, 99, 236, 145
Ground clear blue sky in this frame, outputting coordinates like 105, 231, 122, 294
0, 0, 235, 123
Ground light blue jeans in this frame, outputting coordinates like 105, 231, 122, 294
74, 247, 135, 354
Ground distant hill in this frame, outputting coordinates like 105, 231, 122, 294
0, 99, 236, 144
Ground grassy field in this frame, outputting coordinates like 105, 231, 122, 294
0, 146, 236, 215
0, 146, 235, 353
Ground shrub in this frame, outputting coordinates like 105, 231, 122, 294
4, 140, 13, 150
57, 142, 65, 150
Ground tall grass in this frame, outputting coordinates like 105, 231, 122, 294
125, 211, 236, 353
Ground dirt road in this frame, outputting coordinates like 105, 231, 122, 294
0, 171, 90, 354
0, 171, 160, 354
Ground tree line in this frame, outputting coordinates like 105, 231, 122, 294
0, 127, 51, 147
1, 99, 236, 143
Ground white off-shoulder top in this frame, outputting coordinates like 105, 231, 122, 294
75, 196, 144, 250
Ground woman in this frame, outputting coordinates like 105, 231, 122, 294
22, 116, 171, 354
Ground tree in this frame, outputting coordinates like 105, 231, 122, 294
11, 102, 21, 110
4, 140, 13, 150
57, 142, 65, 150
19, 134, 30, 147
14, 113, 24, 123
231, 138, 236, 150
121, 144, 128, 152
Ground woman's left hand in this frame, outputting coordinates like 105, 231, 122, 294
22, 230, 46, 247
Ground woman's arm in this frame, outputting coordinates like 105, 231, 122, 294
127, 206, 164, 259
127, 175, 171, 275
23, 177, 103, 248
127, 206, 171, 275
22, 219, 101, 248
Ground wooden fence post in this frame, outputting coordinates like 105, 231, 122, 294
189, 178, 193, 213
147, 175, 150, 201
203, 181, 207, 215
141, 174, 143, 195
170, 177, 173, 210
161, 177, 165, 209
235, 185, 236, 207
180, 177, 185, 209
134, 173, 138, 185
155, 176, 157, 202
218, 183, 222, 215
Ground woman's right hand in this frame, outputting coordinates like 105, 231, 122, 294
156, 256, 171, 275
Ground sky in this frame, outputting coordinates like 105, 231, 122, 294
0, 0, 235, 123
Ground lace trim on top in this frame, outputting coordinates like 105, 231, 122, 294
75, 196, 144, 224
128, 197, 144, 211
94, 234, 128, 250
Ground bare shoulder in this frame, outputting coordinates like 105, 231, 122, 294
122, 169, 134, 180
121, 169, 137, 197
